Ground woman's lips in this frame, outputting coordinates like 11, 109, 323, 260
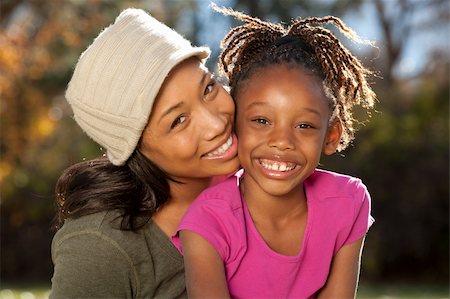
202, 134, 238, 160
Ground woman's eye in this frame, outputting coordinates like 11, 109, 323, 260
204, 79, 216, 96
171, 115, 187, 129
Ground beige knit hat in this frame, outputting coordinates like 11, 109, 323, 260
66, 8, 210, 165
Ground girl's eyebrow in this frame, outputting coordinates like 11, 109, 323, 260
246, 101, 322, 117
245, 101, 269, 109
301, 107, 322, 117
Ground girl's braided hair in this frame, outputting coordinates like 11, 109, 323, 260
215, 5, 377, 151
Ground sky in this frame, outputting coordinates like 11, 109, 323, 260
344, 0, 449, 78
195, 0, 449, 79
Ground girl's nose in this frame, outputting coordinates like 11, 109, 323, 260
267, 125, 295, 151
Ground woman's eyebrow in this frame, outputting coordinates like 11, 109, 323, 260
158, 71, 210, 124
200, 71, 210, 87
158, 101, 184, 124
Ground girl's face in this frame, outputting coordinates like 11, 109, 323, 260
139, 58, 239, 182
235, 64, 341, 199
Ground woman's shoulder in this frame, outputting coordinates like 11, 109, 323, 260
53, 211, 123, 237
51, 211, 184, 294
52, 211, 153, 257
52, 210, 179, 255
52, 211, 109, 245
50, 211, 183, 298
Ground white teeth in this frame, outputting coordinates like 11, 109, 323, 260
260, 159, 295, 172
205, 136, 232, 157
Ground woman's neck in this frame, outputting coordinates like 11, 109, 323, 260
152, 177, 212, 237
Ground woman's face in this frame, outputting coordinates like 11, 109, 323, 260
139, 57, 239, 182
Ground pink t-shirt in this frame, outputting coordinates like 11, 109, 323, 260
173, 169, 374, 299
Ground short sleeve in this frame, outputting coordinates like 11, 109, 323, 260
173, 190, 244, 263
344, 181, 374, 245
50, 231, 136, 298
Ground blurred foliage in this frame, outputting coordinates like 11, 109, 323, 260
322, 57, 449, 282
0, 0, 448, 287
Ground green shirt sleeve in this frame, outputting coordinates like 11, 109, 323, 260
50, 230, 137, 299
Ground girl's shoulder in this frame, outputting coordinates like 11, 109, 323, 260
307, 169, 368, 199
195, 170, 243, 210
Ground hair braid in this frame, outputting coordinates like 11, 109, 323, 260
214, 5, 377, 151
213, 5, 286, 85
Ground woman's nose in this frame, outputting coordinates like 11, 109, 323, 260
200, 106, 227, 141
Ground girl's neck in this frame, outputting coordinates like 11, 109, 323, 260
152, 177, 213, 237
241, 177, 307, 223
240, 176, 308, 256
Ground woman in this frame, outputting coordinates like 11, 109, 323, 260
50, 8, 239, 298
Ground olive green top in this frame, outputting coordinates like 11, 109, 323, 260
50, 211, 186, 298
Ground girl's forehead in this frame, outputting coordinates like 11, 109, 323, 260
239, 64, 324, 93
235, 64, 331, 114
241, 62, 322, 84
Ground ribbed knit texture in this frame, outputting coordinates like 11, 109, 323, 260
66, 8, 210, 165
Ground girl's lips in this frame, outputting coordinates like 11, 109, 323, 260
259, 159, 296, 172
256, 158, 300, 178
202, 134, 238, 160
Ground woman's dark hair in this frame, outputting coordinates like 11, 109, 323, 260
54, 150, 170, 231
214, 5, 377, 151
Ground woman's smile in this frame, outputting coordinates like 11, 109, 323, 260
203, 134, 238, 160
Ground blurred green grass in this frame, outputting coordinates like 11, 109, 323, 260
358, 283, 449, 299
0, 283, 448, 299
0, 288, 50, 299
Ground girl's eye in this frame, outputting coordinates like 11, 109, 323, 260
252, 118, 269, 125
297, 123, 313, 129
170, 115, 187, 129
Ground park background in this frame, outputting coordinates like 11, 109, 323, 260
0, 0, 448, 298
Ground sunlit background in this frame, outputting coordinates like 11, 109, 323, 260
1, 0, 449, 298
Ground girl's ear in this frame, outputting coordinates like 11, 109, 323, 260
323, 119, 343, 155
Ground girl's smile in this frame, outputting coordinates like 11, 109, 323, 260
257, 156, 300, 178
235, 64, 341, 199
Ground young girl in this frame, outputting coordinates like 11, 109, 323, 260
50, 8, 239, 298
174, 7, 376, 299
